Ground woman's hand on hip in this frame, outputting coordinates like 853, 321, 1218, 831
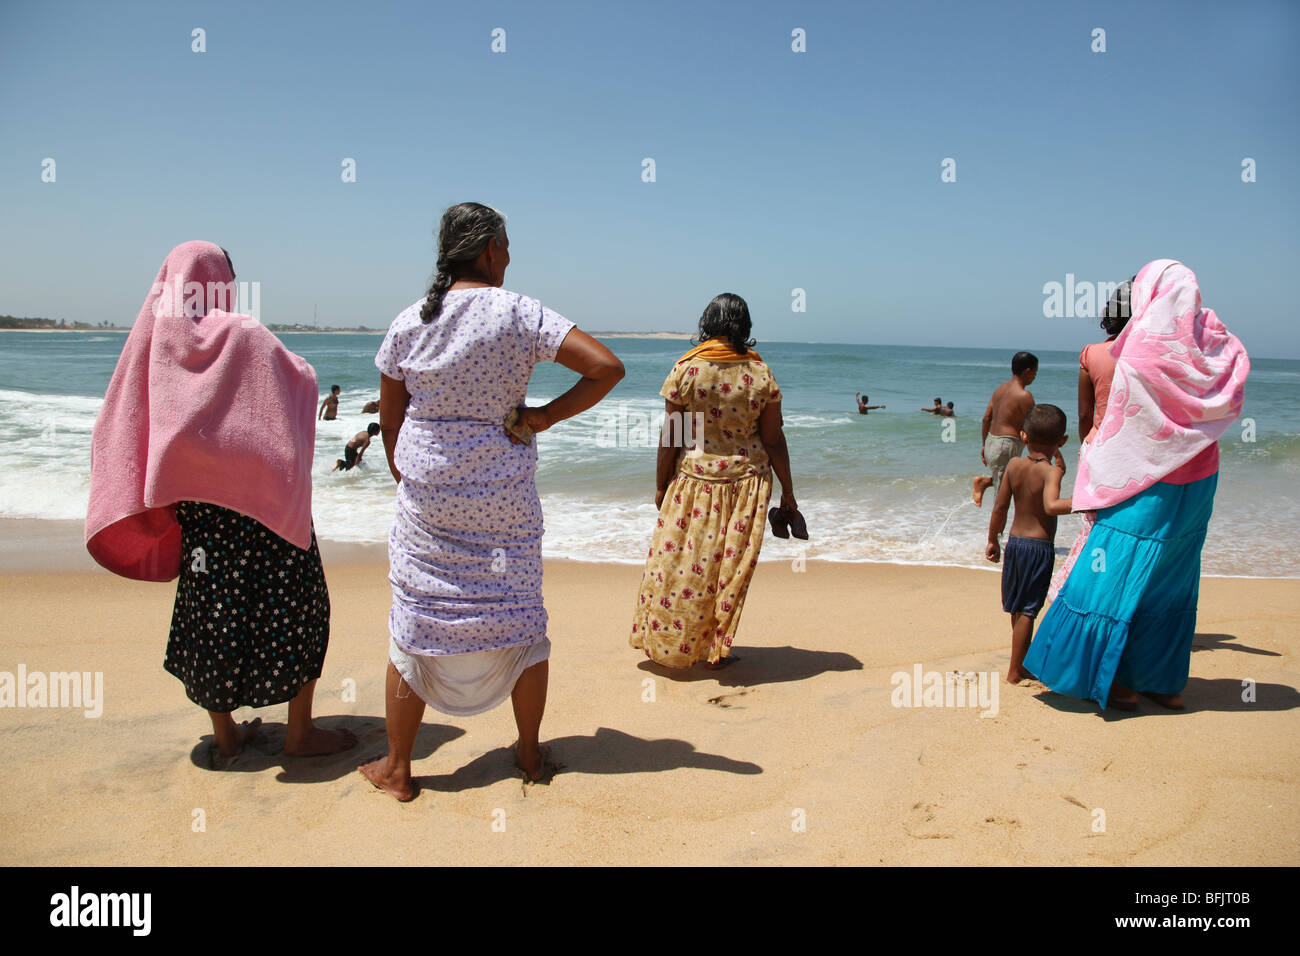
506, 405, 554, 445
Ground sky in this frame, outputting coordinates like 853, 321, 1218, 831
2, 0, 1298, 356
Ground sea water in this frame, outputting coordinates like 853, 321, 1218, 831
1, 330, 1295, 576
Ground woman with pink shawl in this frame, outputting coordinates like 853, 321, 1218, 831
86, 241, 356, 759
1023, 260, 1250, 711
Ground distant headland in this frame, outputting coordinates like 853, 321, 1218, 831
1, 315, 117, 331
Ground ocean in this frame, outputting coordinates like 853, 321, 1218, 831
1, 330, 1296, 577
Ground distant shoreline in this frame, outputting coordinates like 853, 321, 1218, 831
589, 331, 693, 339
1, 327, 128, 333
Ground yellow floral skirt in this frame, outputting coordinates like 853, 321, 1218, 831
630, 470, 772, 667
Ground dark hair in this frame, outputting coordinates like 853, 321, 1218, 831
946, 402, 953, 408
1023, 403, 1067, 443
420, 202, 508, 324
695, 293, 755, 355
331, 384, 340, 393
934, 397, 942, 404
1011, 351, 1039, 375
1101, 278, 1134, 337
220, 247, 235, 278
367, 422, 380, 436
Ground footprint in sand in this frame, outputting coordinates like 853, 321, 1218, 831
707, 688, 751, 708
983, 815, 1022, 828
906, 801, 953, 840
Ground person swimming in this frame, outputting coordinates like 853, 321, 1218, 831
855, 391, 886, 415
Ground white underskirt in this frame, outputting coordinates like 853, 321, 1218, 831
388, 635, 550, 716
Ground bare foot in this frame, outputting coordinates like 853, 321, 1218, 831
1107, 684, 1139, 710
707, 653, 740, 670
972, 476, 990, 506
1006, 665, 1030, 685
214, 717, 262, 758
284, 724, 357, 757
515, 742, 551, 783
1142, 691, 1185, 710
359, 756, 417, 802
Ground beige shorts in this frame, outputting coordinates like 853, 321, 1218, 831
984, 434, 1025, 496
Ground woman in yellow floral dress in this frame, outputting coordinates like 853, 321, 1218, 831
630, 293, 796, 668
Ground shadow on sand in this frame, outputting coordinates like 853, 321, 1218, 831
191, 720, 761, 796
1190, 632, 1281, 658
637, 644, 862, 687
1032, 680, 1298, 720
1028, 631, 1295, 720
413, 726, 762, 795
189, 716, 464, 782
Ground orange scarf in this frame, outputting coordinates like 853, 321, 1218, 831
676, 337, 761, 364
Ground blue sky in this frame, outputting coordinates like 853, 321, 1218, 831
2, 0, 1297, 356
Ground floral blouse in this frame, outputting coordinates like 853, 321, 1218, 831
660, 356, 781, 482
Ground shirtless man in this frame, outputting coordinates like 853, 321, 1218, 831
922, 397, 943, 414
855, 392, 886, 415
319, 384, 340, 421
973, 352, 1037, 506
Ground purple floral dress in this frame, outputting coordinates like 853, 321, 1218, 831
375, 288, 574, 657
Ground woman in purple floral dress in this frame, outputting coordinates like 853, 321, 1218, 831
361, 203, 623, 800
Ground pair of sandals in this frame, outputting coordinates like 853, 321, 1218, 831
768, 504, 809, 540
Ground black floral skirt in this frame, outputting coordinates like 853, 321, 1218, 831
164, 501, 330, 713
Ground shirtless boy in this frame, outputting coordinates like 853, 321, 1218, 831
985, 403, 1072, 684
973, 352, 1037, 506
319, 384, 341, 421
333, 423, 379, 471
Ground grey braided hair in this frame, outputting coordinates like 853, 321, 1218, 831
420, 202, 507, 323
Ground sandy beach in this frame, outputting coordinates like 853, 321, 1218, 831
1, 519, 1296, 866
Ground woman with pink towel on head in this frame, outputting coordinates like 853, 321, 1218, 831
1023, 260, 1250, 712
86, 241, 356, 759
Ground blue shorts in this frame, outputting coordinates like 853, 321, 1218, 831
1001, 535, 1055, 618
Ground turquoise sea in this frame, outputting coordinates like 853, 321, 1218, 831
1, 330, 1296, 576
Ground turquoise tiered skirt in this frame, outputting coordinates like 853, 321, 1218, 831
1022, 473, 1217, 708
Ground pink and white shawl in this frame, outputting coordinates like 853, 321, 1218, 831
85, 241, 318, 581
1072, 259, 1249, 512
1049, 259, 1249, 598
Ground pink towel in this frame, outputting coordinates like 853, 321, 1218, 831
1072, 259, 1249, 513
85, 241, 318, 581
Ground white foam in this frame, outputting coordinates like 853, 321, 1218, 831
0, 385, 1292, 578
